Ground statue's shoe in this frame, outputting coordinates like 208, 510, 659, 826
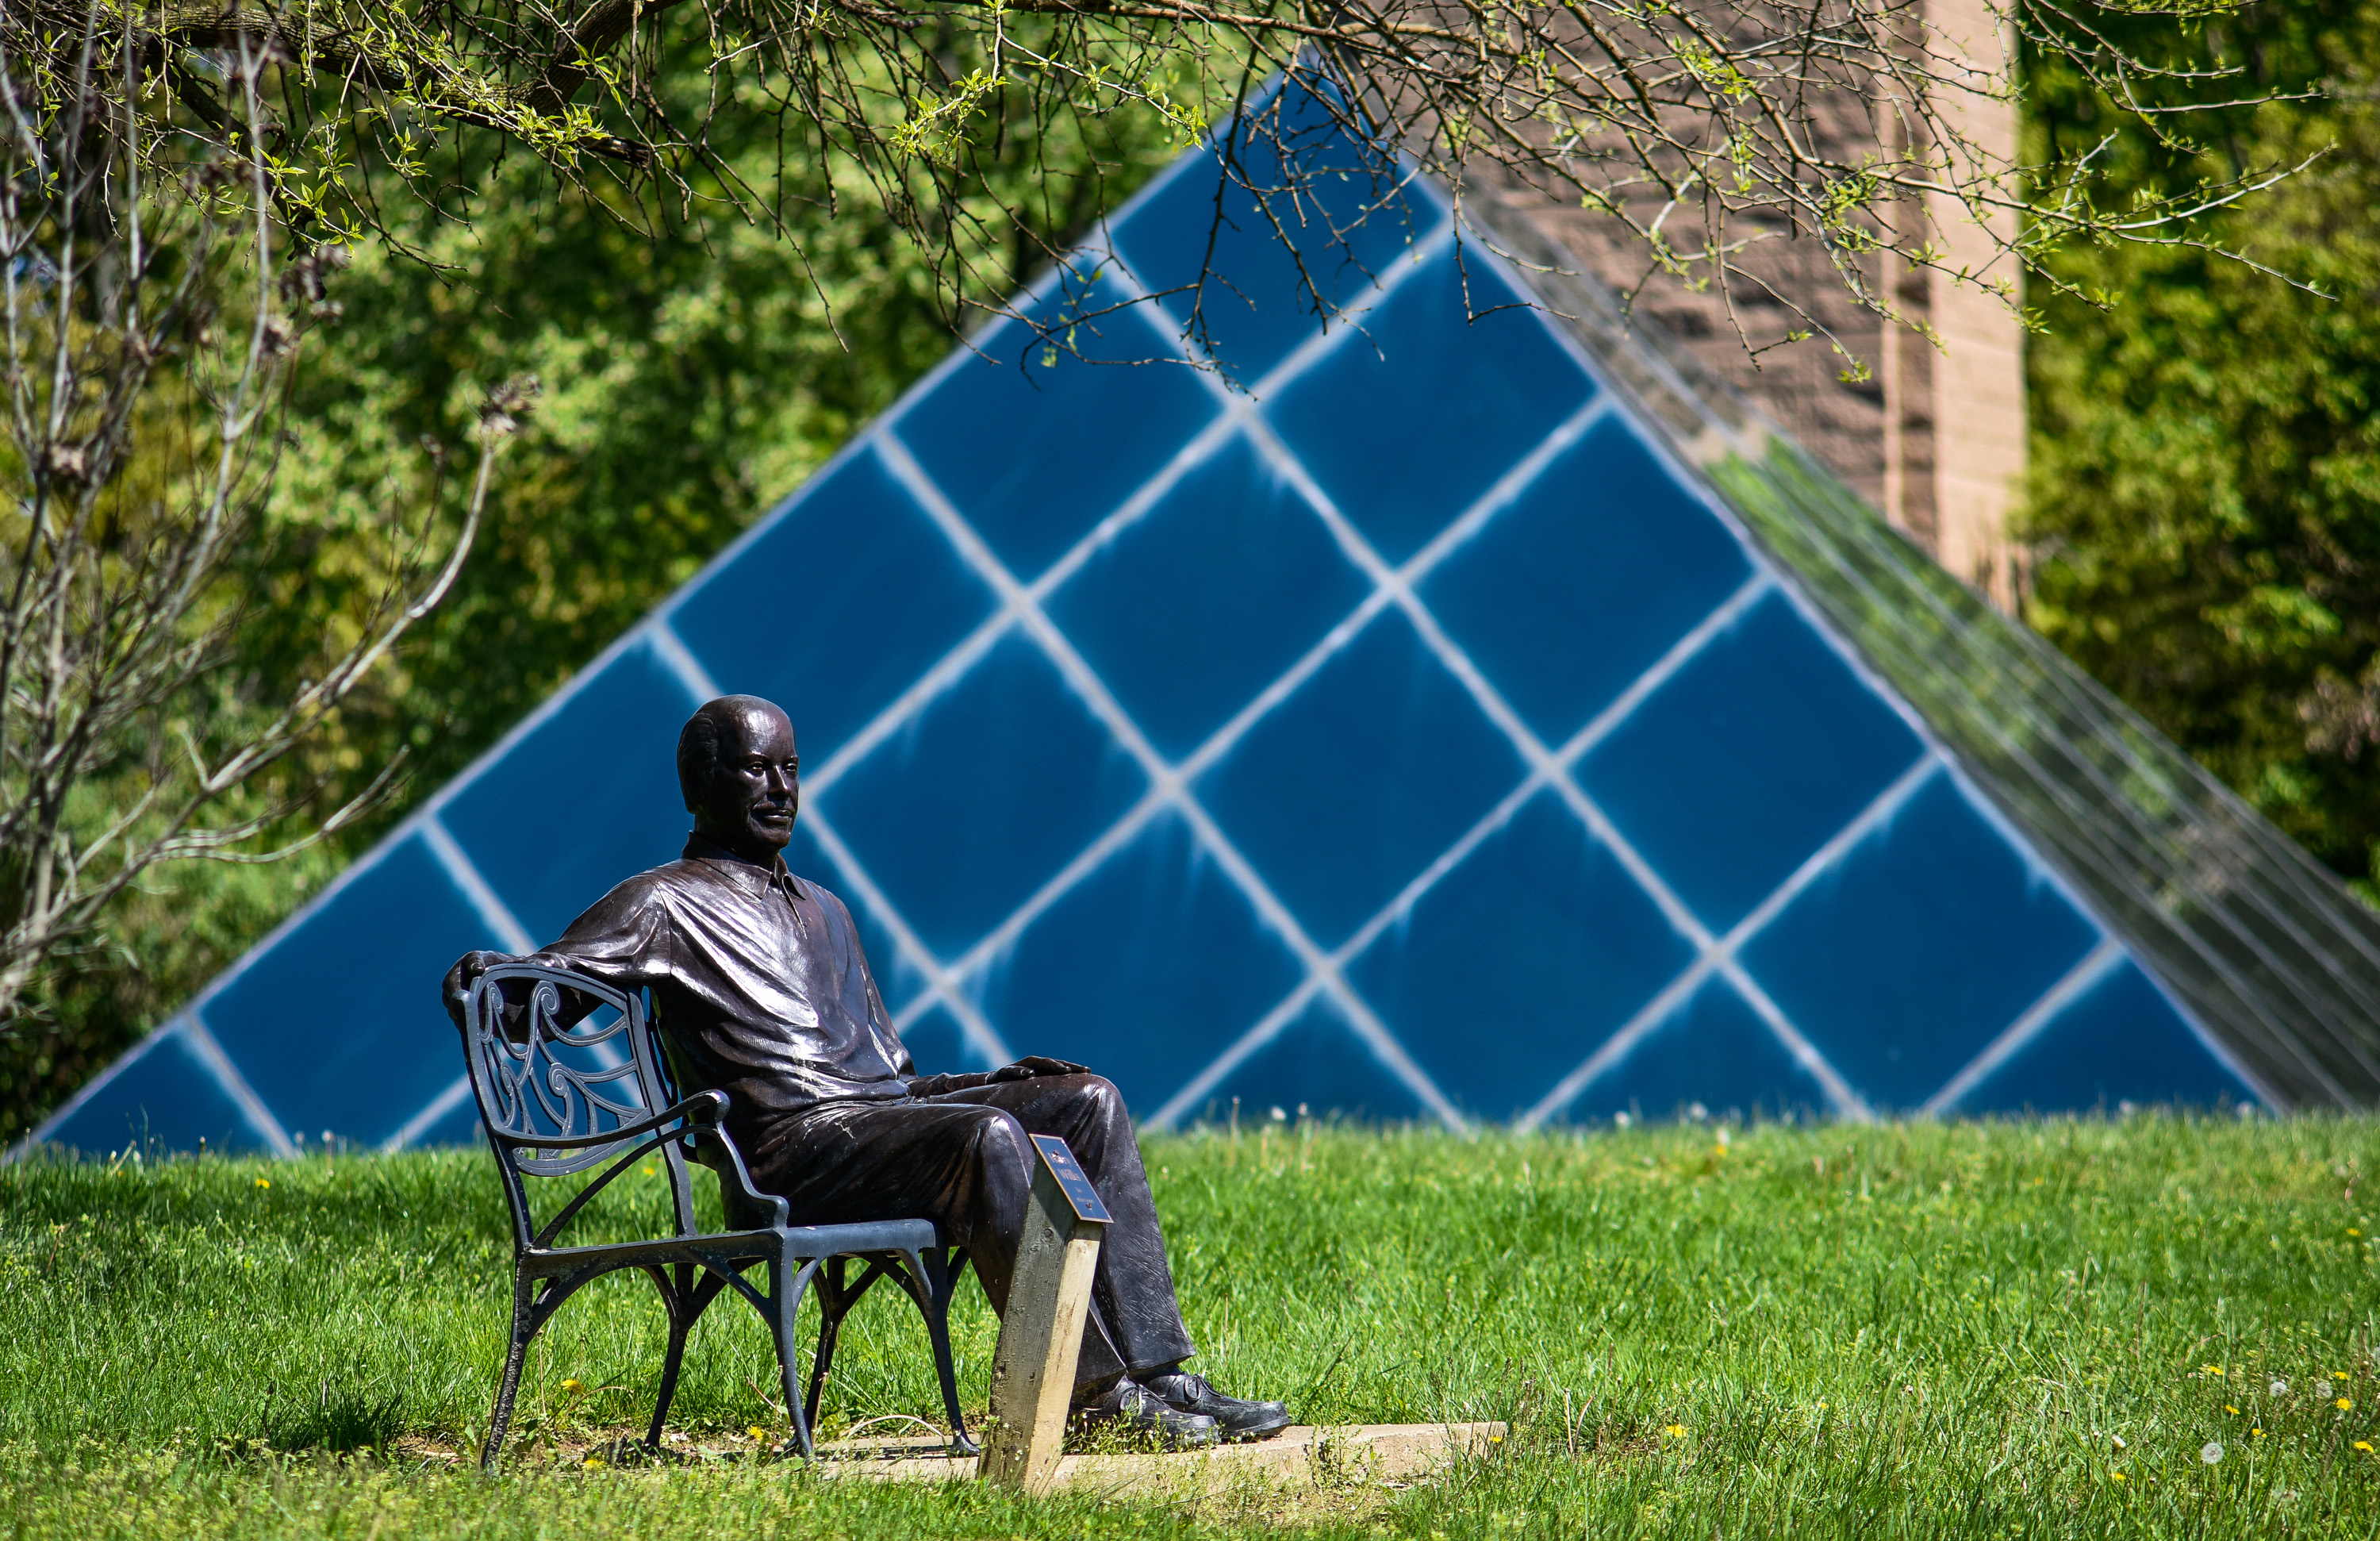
1072, 1378, 1220, 1449
1138, 1370, 1293, 1442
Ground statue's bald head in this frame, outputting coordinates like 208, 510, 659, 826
678, 696, 799, 860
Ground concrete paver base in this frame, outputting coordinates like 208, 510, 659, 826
816, 1422, 1507, 1497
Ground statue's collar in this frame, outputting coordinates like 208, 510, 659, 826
681, 832, 806, 900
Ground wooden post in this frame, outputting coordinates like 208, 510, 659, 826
979, 1134, 1111, 1493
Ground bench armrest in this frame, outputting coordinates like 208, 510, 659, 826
499, 1089, 727, 1151
685, 1120, 790, 1232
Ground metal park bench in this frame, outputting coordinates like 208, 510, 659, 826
455, 962, 975, 1466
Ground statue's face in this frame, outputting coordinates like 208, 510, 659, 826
693, 702, 799, 857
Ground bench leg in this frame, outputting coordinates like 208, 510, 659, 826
643, 1266, 733, 1449
643, 1263, 691, 1450
482, 1269, 537, 1470
913, 1247, 977, 1455
804, 1258, 847, 1437
770, 1255, 827, 1459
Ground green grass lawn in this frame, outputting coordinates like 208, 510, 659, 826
5, 1115, 2380, 1537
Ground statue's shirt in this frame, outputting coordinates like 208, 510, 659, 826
528, 833, 912, 1139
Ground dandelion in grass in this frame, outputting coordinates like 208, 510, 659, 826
2110, 1470, 2128, 1482
255, 1178, 269, 1189
2337, 1371, 2352, 1382
2253, 1428, 2264, 1438
561, 1378, 583, 1394
582, 1455, 605, 1469
2272, 1380, 2290, 1397
2358, 1441, 2375, 1454
2351, 1228, 2363, 1238
2203, 1365, 2225, 1377
749, 1425, 770, 1443
2225, 1405, 2239, 1415
1663, 1424, 1687, 1439
2202, 1442, 2223, 1465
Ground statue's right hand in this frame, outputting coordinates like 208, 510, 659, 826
441, 950, 513, 1027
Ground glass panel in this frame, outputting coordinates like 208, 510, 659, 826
1112, 84, 1435, 384
1737, 773, 2101, 1112
1044, 432, 1371, 761
1421, 415, 1753, 746
894, 1002, 996, 1079
1563, 974, 1831, 1124
439, 636, 698, 944
894, 273, 1223, 582
1189, 996, 1427, 1124
967, 810, 1307, 1116
1577, 590, 1925, 932
405, 1092, 487, 1150
1953, 958, 2253, 1113
1345, 790, 1694, 1121
1264, 251, 1598, 564
41, 1026, 271, 1156
669, 445, 998, 767
202, 830, 496, 1146
1676, 366, 2380, 1107
812, 632, 1148, 959
1196, 609, 1526, 948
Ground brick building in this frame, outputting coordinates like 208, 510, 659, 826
1484, 0, 2027, 607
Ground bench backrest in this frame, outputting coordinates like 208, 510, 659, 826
459, 962, 701, 1251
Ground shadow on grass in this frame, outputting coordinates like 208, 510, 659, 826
271, 1389, 405, 1455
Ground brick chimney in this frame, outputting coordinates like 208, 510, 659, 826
1480, 0, 2027, 608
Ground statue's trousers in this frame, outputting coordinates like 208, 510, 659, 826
742, 1073, 1196, 1388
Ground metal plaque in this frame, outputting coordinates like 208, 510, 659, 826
1029, 1134, 1112, 1225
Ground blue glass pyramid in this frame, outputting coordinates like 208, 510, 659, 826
32, 80, 2380, 1158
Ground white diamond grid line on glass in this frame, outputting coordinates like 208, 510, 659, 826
384, 1070, 476, 1153
383, 198, 1483, 1149
393, 814, 537, 1152
30, 77, 2295, 1163
1516, 758, 1941, 1130
180, 1015, 296, 1155
869, 431, 1476, 1131
884, 396, 1624, 1039
584, 209, 1485, 1123
828, 259, 1879, 1128
60, 232, 2117, 1151
791, 181, 2173, 1132
36, 98, 1625, 1148
1234, 421, 1881, 1114
1192, 321, 1886, 1118
422, 816, 535, 954
1091, 193, 1933, 1122
1921, 937, 2129, 1116
1143, 571, 1780, 1128
679, 194, 1975, 1130
1704, 442, 2319, 1099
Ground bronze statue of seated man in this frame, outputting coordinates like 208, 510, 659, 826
443, 694, 1289, 1446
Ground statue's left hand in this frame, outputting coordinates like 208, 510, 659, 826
990, 1055, 1092, 1082
905, 1055, 1094, 1098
